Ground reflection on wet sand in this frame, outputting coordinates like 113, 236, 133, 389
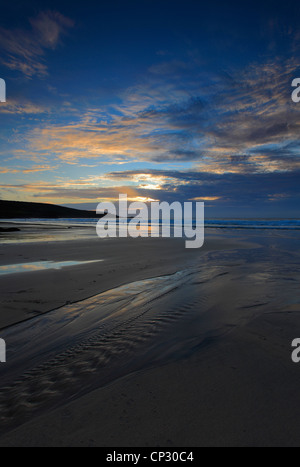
0, 260, 103, 276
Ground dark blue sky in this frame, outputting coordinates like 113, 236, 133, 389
0, 0, 299, 217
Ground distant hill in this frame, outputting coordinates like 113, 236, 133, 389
0, 200, 105, 219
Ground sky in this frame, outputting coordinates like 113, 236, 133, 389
0, 0, 299, 218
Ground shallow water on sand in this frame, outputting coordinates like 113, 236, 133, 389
0, 260, 103, 276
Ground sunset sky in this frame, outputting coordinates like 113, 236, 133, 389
0, 0, 299, 217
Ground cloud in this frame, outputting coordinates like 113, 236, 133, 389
19, 54, 300, 174
0, 98, 48, 115
1, 52, 299, 215
189, 196, 221, 201
0, 167, 18, 174
21, 164, 58, 174
0, 164, 57, 174
0, 11, 74, 78
102, 168, 300, 206
30, 11, 74, 49
1, 169, 299, 213
0, 181, 151, 204
205, 59, 300, 149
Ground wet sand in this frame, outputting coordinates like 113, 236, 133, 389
0, 223, 242, 330
0, 224, 299, 446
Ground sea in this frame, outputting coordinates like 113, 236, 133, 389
1, 218, 300, 230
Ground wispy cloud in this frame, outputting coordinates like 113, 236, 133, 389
20, 56, 300, 175
0, 164, 57, 174
0, 11, 74, 78
0, 98, 48, 115
1, 50, 299, 213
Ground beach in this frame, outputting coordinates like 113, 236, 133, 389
0, 223, 299, 446
1, 0, 300, 451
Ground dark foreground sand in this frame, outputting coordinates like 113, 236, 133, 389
0, 223, 243, 330
0, 224, 299, 447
